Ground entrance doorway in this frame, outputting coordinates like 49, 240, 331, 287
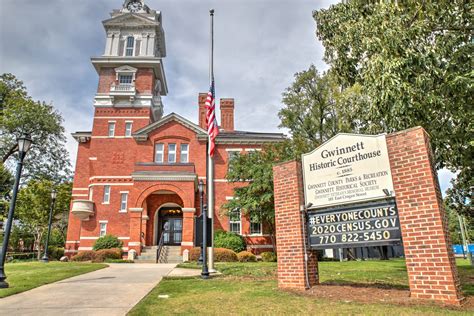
156, 207, 183, 246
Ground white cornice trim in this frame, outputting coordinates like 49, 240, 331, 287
94, 116, 150, 119
182, 208, 196, 213
89, 183, 134, 187
129, 208, 144, 212
90, 176, 132, 180
132, 172, 197, 182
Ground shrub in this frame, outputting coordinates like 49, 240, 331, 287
261, 251, 277, 262
214, 248, 238, 262
188, 247, 238, 262
237, 251, 256, 262
189, 247, 202, 261
6, 252, 36, 262
93, 235, 123, 251
71, 250, 96, 262
48, 246, 65, 260
93, 248, 122, 263
214, 230, 246, 253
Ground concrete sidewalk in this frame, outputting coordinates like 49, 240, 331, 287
0, 263, 176, 316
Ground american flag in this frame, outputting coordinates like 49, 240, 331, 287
205, 80, 219, 157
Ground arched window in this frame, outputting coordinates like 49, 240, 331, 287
125, 36, 134, 56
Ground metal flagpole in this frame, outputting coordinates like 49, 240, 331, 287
208, 8, 216, 272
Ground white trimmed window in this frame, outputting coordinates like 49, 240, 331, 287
227, 150, 240, 172
125, 122, 133, 137
229, 209, 241, 235
168, 143, 176, 163
108, 122, 115, 137
99, 222, 107, 237
155, 143, 164, 163
125, 36, 134, 56
120, 193, 128, 212
119, 74, 133, 85
103, 185, 111, 204
250, 220, 262, 235
180, 144, 189, 163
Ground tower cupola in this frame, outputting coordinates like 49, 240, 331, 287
91, 0, 167, 121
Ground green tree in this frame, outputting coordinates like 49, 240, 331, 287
0, 163, 13, 223
314, 1, 473, 219
16, 180, 72, 259
445, 202, 473, 246
279, 66, 360, 156
224, 142, 293, 250
445, 169, 473, 220
0, 73, 71, 182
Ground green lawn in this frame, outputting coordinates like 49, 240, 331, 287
130, 259, 473, 315
0, 262, 107, 298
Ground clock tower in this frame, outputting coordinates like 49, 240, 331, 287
91, 0, 167, 122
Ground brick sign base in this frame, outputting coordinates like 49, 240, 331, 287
273, 127, 464, 305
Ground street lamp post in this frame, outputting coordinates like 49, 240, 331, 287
0, 134, 32, 288
201, 204, 210, 279
41, 189, 57, 263
198, 180, 204, 265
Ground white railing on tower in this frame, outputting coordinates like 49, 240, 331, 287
110, 83, 136, 92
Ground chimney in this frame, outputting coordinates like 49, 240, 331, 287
198, 93, 207, 129
220, 98, 234, 132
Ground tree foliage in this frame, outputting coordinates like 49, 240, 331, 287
279, 65, 363, 155
0, 162, 12, 198
223, 142, 294, 248
314, 0, 473, 219
15, 179, 72, 259
314, 1, 472, 170
0, 73, 71, 182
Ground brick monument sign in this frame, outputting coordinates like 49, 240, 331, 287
273, 127, 464, 305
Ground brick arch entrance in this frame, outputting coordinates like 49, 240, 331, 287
144, 192, 184, 246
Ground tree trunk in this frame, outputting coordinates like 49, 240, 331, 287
267, 220, 277, 255
35, 231, 43, 260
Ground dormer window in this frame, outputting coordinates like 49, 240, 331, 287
125, 36, 135, 56
112, 66, 138, 95
119, 74, 133, 85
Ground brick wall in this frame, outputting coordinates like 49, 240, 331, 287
386, 127, 463, 305
273, 160, 318, 290
67, 94, 274, 256
220, 98, 234, 131
198, 93, 207, 129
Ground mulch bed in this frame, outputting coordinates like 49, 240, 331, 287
289, 284, 474, 311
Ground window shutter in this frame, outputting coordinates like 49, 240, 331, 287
118, 40, 125, 56
135, 40, 141, 56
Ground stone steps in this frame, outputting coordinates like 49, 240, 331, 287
135, 245, 182, 264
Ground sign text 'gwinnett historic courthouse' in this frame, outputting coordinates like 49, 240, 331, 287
273, 128, 464, 306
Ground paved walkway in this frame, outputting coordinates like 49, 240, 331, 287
0, 263, 176, 316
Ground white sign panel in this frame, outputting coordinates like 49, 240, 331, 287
302, 133, 394, 209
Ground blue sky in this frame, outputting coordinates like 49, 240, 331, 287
0, 0, 455, 193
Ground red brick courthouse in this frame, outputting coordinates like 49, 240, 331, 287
65, 1, 284, 258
